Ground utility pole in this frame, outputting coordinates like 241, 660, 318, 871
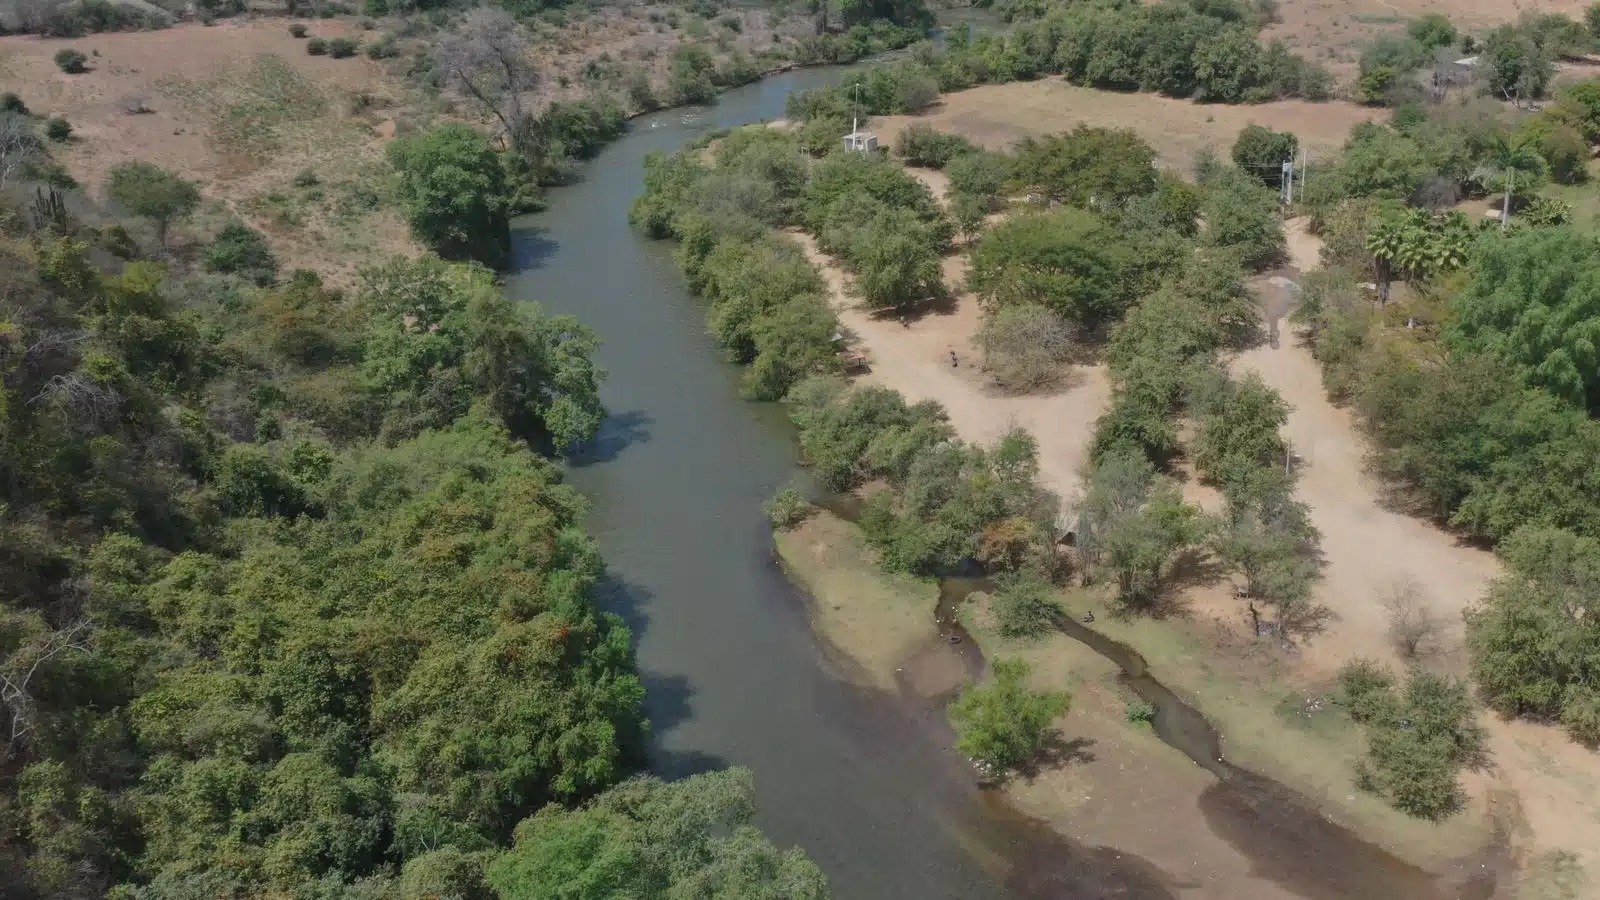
1300, 149, 1308, 201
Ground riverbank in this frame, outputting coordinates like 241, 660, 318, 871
774, 508, 1504, 898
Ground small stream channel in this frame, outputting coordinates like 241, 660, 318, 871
507, 60, 1503, 900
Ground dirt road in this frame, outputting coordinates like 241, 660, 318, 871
789, 231, 1110, 502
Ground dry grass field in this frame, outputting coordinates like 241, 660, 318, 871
0, 20, 422, 278
872, 79, 1386, 173
1264, 0, 1590, 75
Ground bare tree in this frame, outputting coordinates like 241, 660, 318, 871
974, 303, 1075, 392
2, 617, 93, 760
435, 8, 538, 141
0, 112, 43, 189
1382, 576, 1441, 659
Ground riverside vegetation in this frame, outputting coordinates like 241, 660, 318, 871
0, 54, 830, 900
636, 2, 1600, 834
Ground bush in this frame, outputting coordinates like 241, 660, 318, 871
328, 37, 359, 58
976, 302, 1074, 391
1340, 661, 1484, 819
896, 124, 977, 169
289, 23, 308, 37
306, 37, 328, 55
1201, 170, 1286, 270
0, 93, 26, 115
365, 37, 398, 59
1407, 13, 1458, 49
946, 150, 1010, 208
44, 117, 72, 142
205, 222, 280, 285
1126, 700, 1156, 725
948, 658, 1070, 775
763, 486, 812, 530
990, 572, 1063, 638
54, 49, 89, 74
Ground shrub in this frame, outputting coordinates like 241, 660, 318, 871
976, 302, 1074, 391
289, 23, 308, 37
948, 658, 1070, 775
1202, 170, 1286, 270
0, 93, 26, 115
44, 117, 72, 142
54, 49, 89, 74
1126, 700, 1156, 725
1407, 13, 1458, 49
763, 487, 812, 530
292, 168, 319, 188
306, 37, 328, 55
205, 222, 280, 286
328, 37, 359, 58
365, 37, 398, 59
990, 572, 1063, 638
895, 124, 977, 169
1340, 661, 1484, 819
946, 150, 1010, 209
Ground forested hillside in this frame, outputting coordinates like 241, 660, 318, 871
0, 100, 824, 897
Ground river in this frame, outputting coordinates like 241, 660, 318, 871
503, 69, 1190, 899
502, 67, 1504, 900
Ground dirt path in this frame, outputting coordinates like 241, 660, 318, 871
789, 231, 1109, 501
1238, 223, 1600, 884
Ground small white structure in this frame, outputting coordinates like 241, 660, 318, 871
843, 122, 878, 153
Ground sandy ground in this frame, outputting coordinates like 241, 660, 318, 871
789, 230, 1110, 501
872, 81, 1386, 174
797, 151, 1600, 880
1236, 223, 1600, 888
774, 512, 940, 692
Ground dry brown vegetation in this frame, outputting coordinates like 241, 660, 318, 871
1263, 0, 1588, 77
0, 20, 420, 278
872, 80, 1385, 174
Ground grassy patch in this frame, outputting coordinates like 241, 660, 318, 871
773, 510, 939, 689
1518, 851, 1588, 900
1082, 606, 1494, 865
160, 55, 329, 159
1542, 166, 1600, 236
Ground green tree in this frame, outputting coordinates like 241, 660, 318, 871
850, 209, 943, 310
1201, 171, 1285, 270
1466, 526, 1600, 745
487, 769, 830, 900
1482, 25, 1556, 104
104, 162, 201, 249
360, 256, 607, 450
975, 302, 1075, 391
1189, 370, 1289, 489
1407, 13, 1458, 49
967, 208, 1137, 334
1477, 129, 1548, 230
1231, 124, 1298, 188
948, 659, 1070, 774
945, 149, 1010, 209
1447, 226, 1600, 410
387, 124, 511, 268
1009, 125, 1158, 208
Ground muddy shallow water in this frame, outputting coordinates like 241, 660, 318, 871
506, 66, 1503, 899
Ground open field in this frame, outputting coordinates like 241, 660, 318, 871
0, 21, 421, 277
1263, 0, 1588, 76
872, 80, 1385, 174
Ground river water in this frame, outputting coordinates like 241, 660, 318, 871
503, 70, 1502, 900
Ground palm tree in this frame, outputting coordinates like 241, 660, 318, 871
1478, 132, 1547, 231
1365, 216, 1409, 306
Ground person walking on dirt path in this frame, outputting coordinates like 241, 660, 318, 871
949, 349, 958, 368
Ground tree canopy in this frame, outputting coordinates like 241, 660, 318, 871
388, 125, 512, 269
